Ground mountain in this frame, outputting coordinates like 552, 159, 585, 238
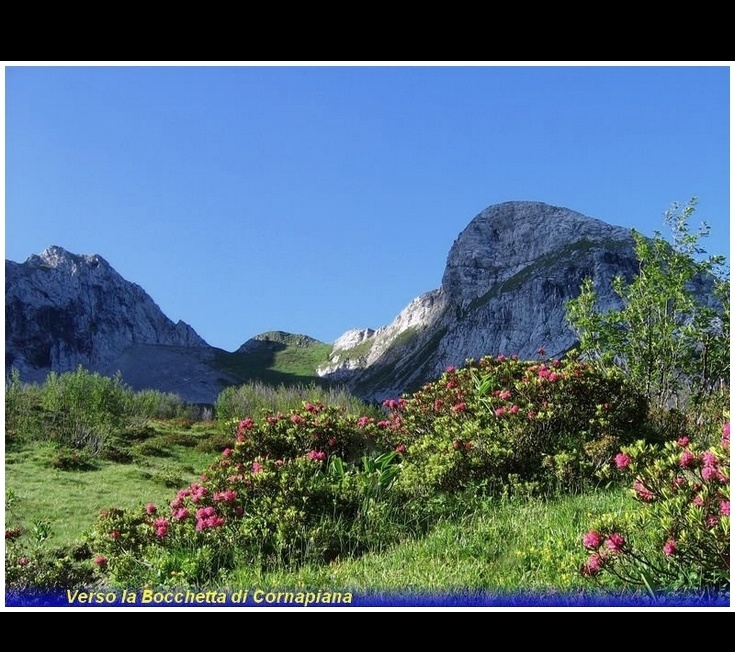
4, 246, 239, 403
316, 201, 640, 400
5, 201, 648, 404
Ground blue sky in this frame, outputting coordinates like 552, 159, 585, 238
2, 63, 731, 352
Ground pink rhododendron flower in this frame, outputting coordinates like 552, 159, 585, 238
238, 418, 254, 431
304, 403, 319, 413
174, 508, 190, 521
214, 490, 237, 502
702, 465, 719, 482
497, 354, 506, 362
605, 533, 625, 553
499, 389, 511, 401
633, 480, 655, 502
693, 495, 705, 507
720, 500, 730, 516
548, 372, 561, 383
252, 462, 262, 474
509, 404, 520, 415
676, 437, 690, 447
582, 530, 603, 549
722, 423, 730, 449
110, 530, 121, 540
679, 450, 696, 469
582, 553, 603, 576
307, 450, 326, 462
494, 407, 507, 417
153, 517, 168, 538
446, 366, 456, 374
536, 347, 546, 356
94, 555, 108, 567
145, 503, 157, 515
706, 514, 719, 528
614, 452, 631, 469
18, 557, 29, 567
701, 451, 718, 467
356, 416, 374, 427
663, 539, 677, 557
275, 459, 284, 467
452, 402, 467, 412
395, 444, 406, 454
223, 448, 232, 457
290, 414, 306, 424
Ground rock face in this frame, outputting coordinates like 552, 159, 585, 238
5, 246, 217, 397
317, 201, 640, 401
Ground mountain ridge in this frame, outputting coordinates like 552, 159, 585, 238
5, 201, 648, 402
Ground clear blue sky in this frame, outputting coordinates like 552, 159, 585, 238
2, 63, 731, 352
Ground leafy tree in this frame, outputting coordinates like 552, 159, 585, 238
565, 198, 729, 409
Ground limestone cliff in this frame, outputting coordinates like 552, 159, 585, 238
317, 201, 639, 400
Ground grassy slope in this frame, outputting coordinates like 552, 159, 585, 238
5, 418, 635, 595
212, 333, 332, 388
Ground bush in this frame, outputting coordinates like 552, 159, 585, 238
579, 420, 729, 595
381, 351, 649, 498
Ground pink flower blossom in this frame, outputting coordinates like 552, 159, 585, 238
174, 508, 190, 521
238, 417, 254, 431
582, 553, 603, 576
605, 533, 625, 553
153, 517, 168, 538
452, 402, 467, 412
18, 557, 29, 567
395, 444, 406, 454
706, 514, 719, 528
290, 414, 306, 424
701, 451, 718, 468
304, 403, 320, 413
547, 372, 561, 383
275, 459, 284, 467
251, 462, 262, 474
663, 539, 677, 557
499, 389, 511, 401
722, 423, 730, 449
494, 407, 506, 417
110, 530, 121, 540
145, 503, 157, 515
676, 437, 690, 447
702, 466, 720, 482
582, 530, 603, 549
614, 452, 631, 469
307, 450, 326, 462
679, 450, 696, 469
536, 347, 546, 356
223, 448, 233, 457
720, 500, 729, 516
446, 366, 456, 374
633, 480, 655, 502
693, 495, 705, 507
497, 354, 506, 362
357, 416, 373, 427
214, 490, 237, 502
509, 404, 520, 415
94, 555, 108, 567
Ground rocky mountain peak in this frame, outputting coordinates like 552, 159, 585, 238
318, 201, 640, 400
441, 201, 633, 302
6, 245, 209, 387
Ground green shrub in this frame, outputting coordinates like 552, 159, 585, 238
382, 351, 649, 498
579, 419, 729, 595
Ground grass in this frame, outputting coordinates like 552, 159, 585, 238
5, 422, 225, 547
223, 488, 634, 597
5, 423, 635, 600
